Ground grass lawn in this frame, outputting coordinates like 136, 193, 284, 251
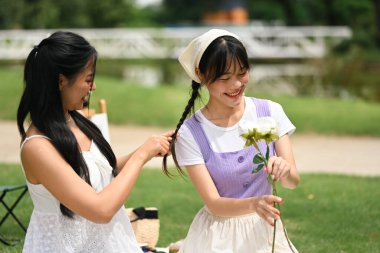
0, 163, 379, 252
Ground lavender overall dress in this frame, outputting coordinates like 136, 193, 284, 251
179, 98, 298, 253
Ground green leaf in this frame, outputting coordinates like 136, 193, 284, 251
252, 163, 265, 173
253, 153, 265, 164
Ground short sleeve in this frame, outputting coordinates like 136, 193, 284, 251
269, 100, 296, 137
174, 124, 205, 167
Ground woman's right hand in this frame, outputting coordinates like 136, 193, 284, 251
253, 195, 283, 226
136, 131, 173, 162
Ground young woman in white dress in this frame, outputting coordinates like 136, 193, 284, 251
17, 31, 172, 253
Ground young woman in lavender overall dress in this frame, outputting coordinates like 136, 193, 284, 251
163, 29, 300, 252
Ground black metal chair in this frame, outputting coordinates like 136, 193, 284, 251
0, 184, 28, 245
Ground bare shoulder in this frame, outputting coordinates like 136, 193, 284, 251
21, 135, 54, 157
21, 128, 65, 183
22, 125, 53, 155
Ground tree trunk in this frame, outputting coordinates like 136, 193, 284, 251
279, 0, 296, 25
373, 0, 380, 47
324, 0, 337, 25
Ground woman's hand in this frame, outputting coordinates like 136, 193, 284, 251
136, 131, 174, 161
156, 130, 175, 157
253, 195, 283, 226
265, 156, 291, 182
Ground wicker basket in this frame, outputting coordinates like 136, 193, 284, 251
126, 207, 160, 248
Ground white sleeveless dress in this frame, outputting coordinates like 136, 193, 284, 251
21, 135, 143, 253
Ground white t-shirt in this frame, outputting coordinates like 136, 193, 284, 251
175, 97, 296, 167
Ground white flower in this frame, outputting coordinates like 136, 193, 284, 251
238, 121, 257, 136
239, 117, 279, 136
256, 117, 279, 135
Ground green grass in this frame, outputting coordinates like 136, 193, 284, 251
1, 66, 380, 136
1, 164, 379, 252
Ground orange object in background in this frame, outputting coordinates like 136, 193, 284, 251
202, 0, 248, 26
203, 7, 248, 25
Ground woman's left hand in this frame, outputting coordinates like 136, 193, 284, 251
265, 156, 291, 182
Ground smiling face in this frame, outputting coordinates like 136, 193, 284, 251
204, 58, 249, 109
59, 58, 96, 112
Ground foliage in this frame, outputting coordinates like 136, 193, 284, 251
287, 46, 380, 102
0, 0, 378, 46
319, 47, 380, 101
158, 0, 205, 25
1, 164, 379, 252
0, 0, 150, 29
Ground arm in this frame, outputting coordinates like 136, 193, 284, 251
266, 134, 300, 189
186, 164, 282, 226
116, 152, 136, 173
21, 134, 171, 224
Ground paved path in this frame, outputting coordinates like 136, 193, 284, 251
2, 120, 379, 176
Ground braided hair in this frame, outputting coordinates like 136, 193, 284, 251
162, 35, 250, 176
162, 80, 201, 176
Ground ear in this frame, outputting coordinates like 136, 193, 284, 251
58, 74, 67, 91
195, 68, 204, 84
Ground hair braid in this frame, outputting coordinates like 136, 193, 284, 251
162, 81, 201, 176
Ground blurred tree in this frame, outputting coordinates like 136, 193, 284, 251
86, 0, 135, 27
374, 0, 380, 46
0, 0, 24, 28
160, 0, 204, 25
336, 0, 376, 48
21, 0, 60, 28
276, 0, 298, 25
246, 0, 285, 23
0, 0, 378, 50
54, 0, 90, 28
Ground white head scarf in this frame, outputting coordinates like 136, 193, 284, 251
178, 29, 240, 83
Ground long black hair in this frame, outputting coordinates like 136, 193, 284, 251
17, 31, 117, 218
162, 35, 250, 175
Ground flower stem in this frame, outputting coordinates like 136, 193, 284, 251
269, 176, 296, 253
253, 145, 295, 253
272, 219, 277, 253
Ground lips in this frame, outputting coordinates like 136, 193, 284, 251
225, 87, 243, 97
82, 92, 91, 107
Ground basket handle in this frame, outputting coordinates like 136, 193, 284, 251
130, 207, 158, 222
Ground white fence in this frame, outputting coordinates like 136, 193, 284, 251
0, 26, 351, 60
0, 26, 352, 91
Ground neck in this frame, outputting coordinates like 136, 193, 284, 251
65, 113, 72, 124
202, 100, 245, 127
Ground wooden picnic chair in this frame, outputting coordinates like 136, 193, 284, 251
0, 184, 28, 245
80, 99, 110, 142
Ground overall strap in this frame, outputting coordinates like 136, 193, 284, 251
251, 97, 275, 151
184, 115, 211, 162
252, 97, 271, 117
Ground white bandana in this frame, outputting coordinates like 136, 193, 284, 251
178, 29, 240, 83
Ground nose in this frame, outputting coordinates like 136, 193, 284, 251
232, 76, 243, 88
91, 81, 96, 91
